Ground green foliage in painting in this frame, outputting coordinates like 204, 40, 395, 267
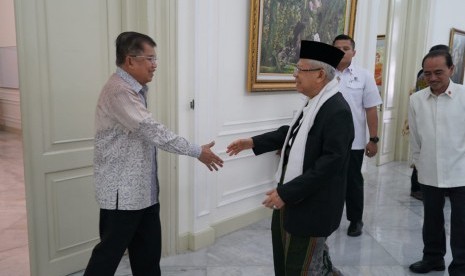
260, 0, 347, 74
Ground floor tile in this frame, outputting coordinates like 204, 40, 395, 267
0, 131, 459, 276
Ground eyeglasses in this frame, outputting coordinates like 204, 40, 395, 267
130, 55, 158, 65
293, 67, 322, 74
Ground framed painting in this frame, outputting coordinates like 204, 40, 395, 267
375, 35, 385, 88
247, 0, 357, 92
449, 28, 465, 84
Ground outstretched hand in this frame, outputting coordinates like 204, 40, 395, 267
198, 141, 224, 171
226, 138, 254, 156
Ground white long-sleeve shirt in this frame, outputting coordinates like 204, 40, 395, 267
408, 81, 465, 188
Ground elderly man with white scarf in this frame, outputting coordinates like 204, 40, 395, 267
227, 40, 354, 276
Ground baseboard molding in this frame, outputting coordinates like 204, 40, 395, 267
177, 207, 272, 252
0, 88, 21, 132
1, 125, 21, 134
188, 226, 216, 251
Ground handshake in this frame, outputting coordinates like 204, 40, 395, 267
197, 138, 254, 171
198, 138, 283, 210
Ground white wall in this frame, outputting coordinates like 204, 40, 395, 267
377, 0, 388, 35
0, 0, 17, 47
176, 0, 465, 250
0, 0, 21, 131
177, 0, 302, 247
352, 0, 379, 73
428, 0, 465, 47
176, 0, 380, 249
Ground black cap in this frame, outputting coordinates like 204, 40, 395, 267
299, 40, 344, 68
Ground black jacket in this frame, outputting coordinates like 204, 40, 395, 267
252, 92, 354, 237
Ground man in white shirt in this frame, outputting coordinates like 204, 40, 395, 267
408, 50, 465, 275
333, 34, 383, 237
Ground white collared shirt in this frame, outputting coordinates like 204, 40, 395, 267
336, 64, 382, 149
409, 81, 465, 188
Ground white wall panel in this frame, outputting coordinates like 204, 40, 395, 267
0, 0, 16, 47
180, 0, 301, 248
45, 167, 98, 258
16, 0, 122, 274
42, 0, 110, 146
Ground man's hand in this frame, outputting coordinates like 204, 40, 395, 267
198, 141, 224, 171
262, 189, 285, 210
365, 142, 378, 158
226, 138, 254, 156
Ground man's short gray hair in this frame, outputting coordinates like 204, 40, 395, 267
310, 60, 336, 81
304, 59, 336, 82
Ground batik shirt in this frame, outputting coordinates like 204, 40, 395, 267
94, 67, 201, 210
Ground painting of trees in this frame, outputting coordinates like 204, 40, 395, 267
259, 0, 348, 74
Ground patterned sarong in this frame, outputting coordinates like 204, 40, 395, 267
271, 208, 343, 276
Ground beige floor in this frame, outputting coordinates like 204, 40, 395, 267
0, 130, 30, 276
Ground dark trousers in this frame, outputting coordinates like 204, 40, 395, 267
346, 149, 365, 222
84, 204, 162, 276
411, 166, 421, 192
421, 185, 465, 276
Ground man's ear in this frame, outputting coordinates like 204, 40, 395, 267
317, 69, 326, 82
125, 55, 134, 67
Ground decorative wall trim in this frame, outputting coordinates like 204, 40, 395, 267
222, 116, 293, 127
217, 180, 274, 207
178, 206, 271, 252
0, 88, 21, 131
218, 116, 292, 137
218, 124, 283, 137
212, 206, 271, 238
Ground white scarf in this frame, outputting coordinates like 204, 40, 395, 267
275, 78, 340, 184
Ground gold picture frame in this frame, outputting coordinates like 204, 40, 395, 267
449, 28, 465, 84
375, 35, 385, 88
247, 0, 357, 92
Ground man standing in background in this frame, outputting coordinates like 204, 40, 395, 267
333, 34, 383, 237
409, 49, 465, 275
408, 44, 450, 201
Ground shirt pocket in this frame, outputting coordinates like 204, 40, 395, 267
347, 80, 364, 90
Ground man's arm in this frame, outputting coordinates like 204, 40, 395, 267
365, 106, 378, 157
408, 100, 420, 165
226, 126, 289, 156
109, 87, 223, 170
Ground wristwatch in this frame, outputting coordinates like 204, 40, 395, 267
369, 136, 379, 143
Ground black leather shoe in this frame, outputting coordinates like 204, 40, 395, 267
347, 221, 363, 237
409, 260, 445, 273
